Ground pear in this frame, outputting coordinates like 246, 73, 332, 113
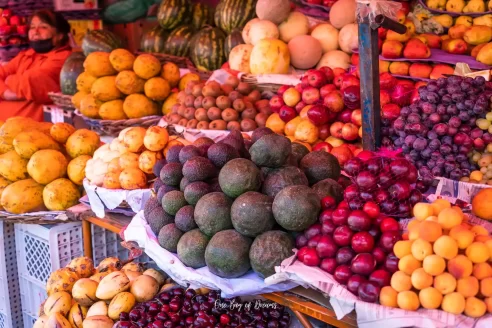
446, 0, 466, 12
474, 14, 492, 27
489, 0, 492, 10
433, 14, 454, 28
426, 0, 441, 9
463, 0, 486, 12
455, 16, 473, 27
476, 43, 492, 65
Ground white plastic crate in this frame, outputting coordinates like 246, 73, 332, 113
0, 222, 23, 328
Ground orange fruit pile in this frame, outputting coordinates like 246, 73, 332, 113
381, 199, 492, 318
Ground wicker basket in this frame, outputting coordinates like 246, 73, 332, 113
48, 92, 76, 110
240, 73, 302, 93
75, 111, 162, 137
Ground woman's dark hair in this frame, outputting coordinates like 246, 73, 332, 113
30, 10, 71, 46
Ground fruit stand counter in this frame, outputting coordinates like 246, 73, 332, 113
79, 212, 357, 328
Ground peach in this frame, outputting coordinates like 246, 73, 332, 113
379, 286, 398, 308
419, 287, 443, 310
471, 225, 489, 236
394, 240, 413, 259
457, 276, 479, 298
411, 238, 433, 261
465, 297, 487, 318
390, 271, 412, 292
421, 34, 441, 48
413, 203, 434, 221
381, 40, 404, 59
418, 221, 443, 242
411, 268, 433, 290
437, 208, 463, 230
431, 199, 451, 215
485, 297, 492, 313
448, 25, 468, 39
433, 236, 458, 260
434, 272, 457, 295
423, 255, 446, 276
283, 88, 301, 107
473, 263, 492, 280
448, 255, 473, 279
398, 254, 422, 275
389, 61, 410, 76
481, 277, 492, 297
397, 291, 420, 311
441, 292, 466, 315
265, 113, 285, 134
295, 120, 319, 144
408, 63, 432, 79
403, 38, 431, 59
429, 64, 455, 80
466, 242, 490, 264
449, 225, 475, 249
445, 39, 468, 55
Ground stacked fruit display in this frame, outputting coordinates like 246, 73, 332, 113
381, 199, 492, 317
119, 288, 291, 327
84, 125, 190, 190
0, 118, 98, 214
425, 0, 492, 15
228, 0, 357, 74
33, 256, 168, 328
164, 75, 268, 131
0, 8, 27, 36
144, 127, 346, 279
389, 75, 492, 181
73, 49, 188, 120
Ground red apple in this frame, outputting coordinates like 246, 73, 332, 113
318, 124, 330, 140
9, 16, 21, 26
380, 217, 399, 232
269, 95, 284, 113
306, 0, 322, 4
351, 253, 376, 275
333, 265, 352, 284
313, 141, 333, 153
379, 72, 397, 90
323, 91, 344, 112
378, 27, 387, 39
336, 247, 356, 264
320, 258, 337, 274
318, 66, 334, 82
320, 84, 337, 98
297, 246, 310, 262
316, 235, 338, 258
372, 247, 387, 264
380, 90, 391, 106
1, 9, 12, 19
279, 105, 297, 122
302, 86, 321, 105
351, 231, 375, 253
8, 36, 21, 45
347, 274, 366, 295
351, 54, 359, 66
341, 74, 360, 90
306, 69, 327, 88
329, 122, 344, 139
341, 123, 359, 141
362, 202, 380, 219
337, 109, 352, 123
322, 0, 337, 7
295, 100, 306, 114
331, 208, 350, 226
0, 39, 7, 46
358, 281, 380, 303
277, 85, 289, 96
351, 109, 362, 126
381, 103, 401, 121
307, 105, 330, 125
333, 225, 353, 246
295, 83, 304, 93
334, 74, 344, 89
301, 75, 309, 88
369, 269, 391, 287
302, 248, 321, 266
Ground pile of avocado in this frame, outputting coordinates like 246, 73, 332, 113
143, 128, 343, 279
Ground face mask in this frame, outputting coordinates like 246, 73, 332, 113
30, 38, 54, 53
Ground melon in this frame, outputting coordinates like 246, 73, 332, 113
329, 0, 356, 29
248, 19, 279, 46
256, 0, 290, 25
250, 39, 290, 74
241, 18, 260, 45
278, 12, 309, 43
338, 23, 358, 54
316, 50, 351, 70
288, 35, 322, 69
310, 23, 339, 53
229, 44, 254, 73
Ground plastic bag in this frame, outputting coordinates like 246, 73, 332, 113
103, 0, 154, 24
356, 0, 402, 29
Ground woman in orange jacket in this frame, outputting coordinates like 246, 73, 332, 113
0, 10, 72, 122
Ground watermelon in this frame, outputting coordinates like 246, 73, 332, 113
163, 25, 195, 57
224, 29, 244, 59
190, 27, 227, 72
141, 26, 168, 53
214, 0, 257, 34
81, 30, 123, 56
157, 0, 192, 30
191, 3, 214, 30
60, 52, 85, 95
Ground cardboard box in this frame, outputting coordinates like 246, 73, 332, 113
54, 0, 98, 11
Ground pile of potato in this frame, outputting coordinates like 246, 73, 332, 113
0, 117, 99, 214
85, 125, 189, 190
164, 75, 271, 132
34, 256, 170, 328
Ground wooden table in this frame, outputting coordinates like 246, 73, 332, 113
81, 213, 357, 328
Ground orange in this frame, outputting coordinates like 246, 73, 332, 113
456, 276, 479, 297
433, 235, 458, 260
295, 119, 319, 144
411, 238, 433, 261
487, 240, 492, 258
265, 113, 286, 134
466, 242, 490, 263
449, 225, 475, 249
390, 271, 412, 292
425, 216, 438, 222
471, 225, 489, 236
394, 240, 413, 259
423, 255, 446, 276
413, 203, 434, 221
434, 272, 457, 295
448, 255, 474, 279
397, 291, 420, 311
411, 268, 433, 290
485, 297, 492, 313
475, 235, 491, 243
398, 254, 422, 275
407, 219, 420, 231
441, 292, 465, 315
471, 188, 492, 221
431, 199, 451, 216
472, 262, 492, 280
437, 207, 462, 229
418, 220, 442, 242
464, 297, 487, 318
419, 287, 443, 309
284, 116, 302, 136
481, 277, 492, 297
379, 286, 398, 308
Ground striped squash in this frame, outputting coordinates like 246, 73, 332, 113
157, 0, 192, 30
60, 52, 85, 95
163, 25, 195, 57
191, 3, 215, 30
190, 27, 227, 71
214, 0, 257, 34
224, 29, 244, 59
141, 26, 168, 53
81, 30, 123, 56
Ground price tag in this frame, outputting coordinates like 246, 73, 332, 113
50, 107, 65, 123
